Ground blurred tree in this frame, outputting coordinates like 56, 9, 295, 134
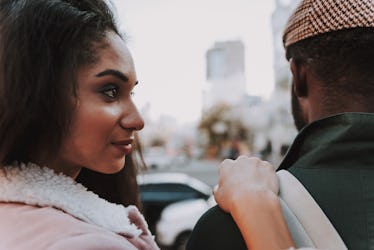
198, 103, 253, 158
150, 137, 166, 147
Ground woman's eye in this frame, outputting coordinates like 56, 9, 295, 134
101, 85, 119, 99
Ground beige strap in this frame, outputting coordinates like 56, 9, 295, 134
277, 170, 347, 250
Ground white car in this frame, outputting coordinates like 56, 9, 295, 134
156, 195, 216, 250
137, 172, 213, 244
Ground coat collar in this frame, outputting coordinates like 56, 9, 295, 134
278, 112, 374, 170
0, 162, 143, 237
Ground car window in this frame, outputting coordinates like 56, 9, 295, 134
139, 183, 209, 203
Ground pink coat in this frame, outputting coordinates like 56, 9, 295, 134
0, 163, 159, 250
0, 203, 157, 250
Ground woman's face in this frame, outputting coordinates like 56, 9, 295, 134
53, 31, 144, 177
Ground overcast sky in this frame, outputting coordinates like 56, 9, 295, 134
112, 0, 276, 123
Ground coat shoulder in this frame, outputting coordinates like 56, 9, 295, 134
187, 205, 246, 250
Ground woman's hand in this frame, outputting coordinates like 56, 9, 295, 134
213, 155, 295, 250
214, 155, 278, 213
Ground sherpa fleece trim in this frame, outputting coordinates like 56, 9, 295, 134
0, 162, 143, 237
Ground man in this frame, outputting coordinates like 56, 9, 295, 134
187, 0, 374, 249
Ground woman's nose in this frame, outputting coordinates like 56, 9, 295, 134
120, 102, 144, 131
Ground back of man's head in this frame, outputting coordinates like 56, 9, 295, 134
283, 0, 374, 112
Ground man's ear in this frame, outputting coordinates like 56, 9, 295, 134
290, 58, 307, 97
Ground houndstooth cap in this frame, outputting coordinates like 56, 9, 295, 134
283, 0, 374, 48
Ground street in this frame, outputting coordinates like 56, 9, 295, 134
144, 159, 220, 187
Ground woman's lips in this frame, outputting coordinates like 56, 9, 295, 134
111, 139, 133, 154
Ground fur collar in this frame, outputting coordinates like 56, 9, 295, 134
0, 162, 143, 237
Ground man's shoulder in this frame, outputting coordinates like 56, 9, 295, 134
187, 205, 246, 250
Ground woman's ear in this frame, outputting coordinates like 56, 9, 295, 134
290, 58, 308, 97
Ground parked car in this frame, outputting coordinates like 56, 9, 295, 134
156, 196, 216, 250
137, 173, 212, 239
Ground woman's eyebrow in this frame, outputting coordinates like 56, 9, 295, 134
96, 69, 129, 82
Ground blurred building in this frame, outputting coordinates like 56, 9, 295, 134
203, 40, 246, 111
272, 0, 301, 87
200, 40, 267, 159
199, 1, 304, 164
265, 0, 301, 164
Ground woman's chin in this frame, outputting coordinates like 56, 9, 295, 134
89, 159, 126, 174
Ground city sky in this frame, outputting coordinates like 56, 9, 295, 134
112, 0, 277, 123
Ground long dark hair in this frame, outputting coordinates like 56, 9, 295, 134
0, 0, 119, 164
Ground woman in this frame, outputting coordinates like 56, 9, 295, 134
0, 0, 158, 249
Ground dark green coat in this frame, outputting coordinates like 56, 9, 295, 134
187, 113, 374, 250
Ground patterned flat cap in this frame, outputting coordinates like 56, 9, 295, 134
283, 0, 374, 48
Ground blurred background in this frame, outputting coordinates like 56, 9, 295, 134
112, 0, 301, 249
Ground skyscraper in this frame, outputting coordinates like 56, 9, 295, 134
203, 40, 246, 111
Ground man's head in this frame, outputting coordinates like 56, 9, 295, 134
283, 0, 374, 130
